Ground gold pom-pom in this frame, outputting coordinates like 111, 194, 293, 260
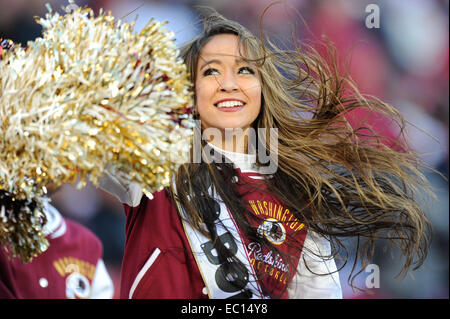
0, 190, 49, 262
0, 3, 194, 261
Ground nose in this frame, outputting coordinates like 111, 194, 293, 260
218, 72, 239, 92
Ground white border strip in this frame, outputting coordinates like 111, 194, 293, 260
129, 248, 161, 299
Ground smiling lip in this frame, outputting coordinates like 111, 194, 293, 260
214, 98, 246, 106
216, 106, 244, 112
214, 98, 246, 112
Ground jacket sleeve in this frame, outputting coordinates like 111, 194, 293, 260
98, 165, 143, 207
288, 230, 343, 299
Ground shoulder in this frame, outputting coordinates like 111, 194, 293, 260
123, 188, 174, 215
302, 230, 333, 258
288, 230, 343, 299
64, 219, 102, 248
122, 188, 180, 237
44, 202, 104, 256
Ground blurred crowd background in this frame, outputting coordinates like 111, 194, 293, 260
0, 0, 448, 299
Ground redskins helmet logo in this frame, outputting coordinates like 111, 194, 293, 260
65, 264, 91, 299
257, 218, 286, 245
66, 272, 91, 299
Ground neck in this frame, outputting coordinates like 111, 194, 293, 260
207, 128, 252, 154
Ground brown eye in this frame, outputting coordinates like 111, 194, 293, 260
203, 68, 219, 76
239, 67, 255, 74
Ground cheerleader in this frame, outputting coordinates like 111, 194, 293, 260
99, 11, 432, 299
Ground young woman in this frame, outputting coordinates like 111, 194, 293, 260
99, 12, 432, 299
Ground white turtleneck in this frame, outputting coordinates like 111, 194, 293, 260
205, 141, 258, 173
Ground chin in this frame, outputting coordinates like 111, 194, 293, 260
219, 123, 250, 131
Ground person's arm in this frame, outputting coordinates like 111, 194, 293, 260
98, 165, 143, 207
288, 231, 342, 299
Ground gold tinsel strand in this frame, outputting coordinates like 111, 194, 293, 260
0, 4, 194, 262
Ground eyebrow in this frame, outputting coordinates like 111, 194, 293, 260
199, 57, 248, 70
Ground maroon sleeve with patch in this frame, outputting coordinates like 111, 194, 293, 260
0, 219, 103, 299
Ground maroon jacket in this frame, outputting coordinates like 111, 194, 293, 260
101, 145, 342, 299
120, 169, 308, 299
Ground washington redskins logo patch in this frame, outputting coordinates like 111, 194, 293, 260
53, 257, 95, 299
257, 218, 286, 245
66, 272, 91, 299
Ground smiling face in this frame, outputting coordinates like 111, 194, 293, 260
195, 34, 262, 132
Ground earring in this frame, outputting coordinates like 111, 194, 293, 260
193, 109, 200, 120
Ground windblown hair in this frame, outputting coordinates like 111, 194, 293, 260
167, 7, 433, 298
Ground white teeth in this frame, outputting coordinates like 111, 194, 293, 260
216, 101, 244, 108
